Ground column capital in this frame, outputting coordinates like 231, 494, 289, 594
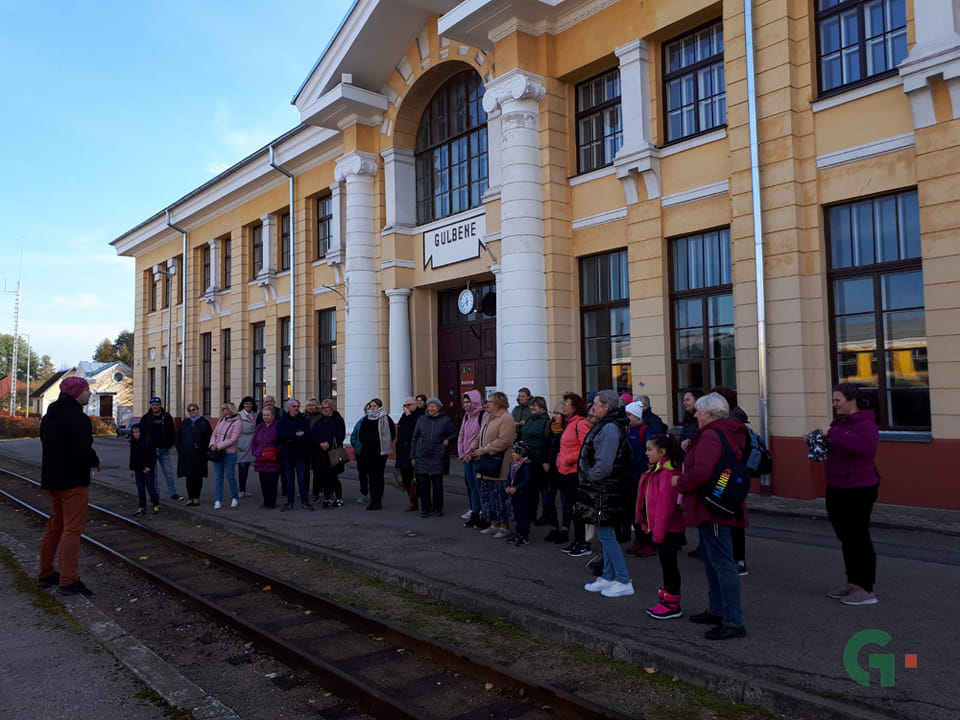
615, 38, 650, 63
482, 69, 545, 115
490, 264, 502, 276
335, 150, 379, 182
384, 288, 412, 299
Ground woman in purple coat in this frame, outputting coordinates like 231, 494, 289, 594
252, 405, 282, 509
807, 383, 880, 606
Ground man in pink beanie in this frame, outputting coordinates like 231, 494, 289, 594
37, 375, 101, 595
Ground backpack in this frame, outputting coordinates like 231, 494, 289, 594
743, 427, 773, 477
698, 428, 751, 518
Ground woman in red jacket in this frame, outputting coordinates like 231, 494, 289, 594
675, 392, 747, 640
548, 393, 590, 552
806, 383, 880, 606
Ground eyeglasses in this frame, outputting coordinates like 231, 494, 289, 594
187, 407, 198, 412
403, 403, 415, 407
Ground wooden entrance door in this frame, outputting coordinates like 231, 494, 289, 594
100, 395, 113, 419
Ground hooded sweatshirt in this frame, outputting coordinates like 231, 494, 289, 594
457, 389, 484, 459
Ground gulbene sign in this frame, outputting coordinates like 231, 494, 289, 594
423, 213, 486, 269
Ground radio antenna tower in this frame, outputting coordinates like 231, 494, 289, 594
5, 242, 23, 416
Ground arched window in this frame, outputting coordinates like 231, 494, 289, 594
415, 70, 488, 225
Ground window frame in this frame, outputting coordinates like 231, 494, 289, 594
317, 309, 337, 401
661, 19, 726, 144
574, 67, 624, 175
222, 238, 232, 289
814, 0, 908, 97
825, 188, 929, 431
579, 249, 632, 398
415, 69, 489, 226
252, 322, 266, 408
201, 245, 211, 293
668, 227, 735, 424
280, 212, 291, 271
278, 317, 291, 403
201, 332, 212, 416
316, 196, 332, 260
148, 367, 156, 401
251, 224, 264, 278
148, 271, 158, 313
221, 328, 232, 405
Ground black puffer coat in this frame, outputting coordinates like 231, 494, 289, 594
40, 392, 99, 491
412, 411, 457, 475
576, 408, 633, 526
176, 415, 213, 478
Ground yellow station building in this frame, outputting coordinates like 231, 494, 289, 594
113, 0, 960, 509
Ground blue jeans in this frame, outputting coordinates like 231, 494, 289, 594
213, 453, 238, 503
283, 457, 309, 505
698, 523, 744, 628
463, 459, 482, 513
134, 471, 159, 509
597, 525, 630, 584
155, 447, 177, 497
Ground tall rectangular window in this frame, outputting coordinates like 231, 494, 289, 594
317, 196, 332, 259
162, 271, 171, 309
280, 212, 291, 271
816, 0, 907, 95
317, 309, 337, 400
252, 322, 266, 408
174, 254, 183, 305
201, 333, 212, 416
580, 250, 631, 397
827, 189, 928, 430
670, 228, 734, 423
222, 328, 232, 405
575, 68, 623, 174
252, 225, 263, 278
222, 239, 232, 289
148, 367, 156, 400
663, 20, 725, 143
147, 271, 157, 313
279, 317, 291, 403
201, 245, 211, 292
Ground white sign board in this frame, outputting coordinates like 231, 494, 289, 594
423, 213, 485, 269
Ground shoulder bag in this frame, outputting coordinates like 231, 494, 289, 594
328, 438, 350, 467
475, 451, 504, 478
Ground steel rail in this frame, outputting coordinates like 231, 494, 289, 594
0, 466, 639, 720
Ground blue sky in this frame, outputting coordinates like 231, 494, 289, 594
0, 0, 354, 370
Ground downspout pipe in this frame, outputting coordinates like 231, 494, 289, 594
744, 0, 771, 485
270, 146, 295, 399
166, 210, 188, 419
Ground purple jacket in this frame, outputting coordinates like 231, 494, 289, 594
251, 420, 281, 473
825, 409, 879, 489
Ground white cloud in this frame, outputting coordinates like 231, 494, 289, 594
52, 292, 107, 308
204, 161, 232, 176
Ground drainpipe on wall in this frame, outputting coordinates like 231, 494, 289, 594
166, 210, 188, 419
270, 146, 295, 399
744, 0, 771, 485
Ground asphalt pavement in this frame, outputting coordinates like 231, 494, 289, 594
1, 436, 958, 720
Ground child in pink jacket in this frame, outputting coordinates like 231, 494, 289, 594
638, 433, 687, 619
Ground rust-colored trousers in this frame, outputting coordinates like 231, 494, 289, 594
39, 486, 89, 587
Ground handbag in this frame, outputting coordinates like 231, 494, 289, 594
260, 446, 278, 463
205, 448, 224, 462
327, 439, 350, 467
475, 452, 504, 478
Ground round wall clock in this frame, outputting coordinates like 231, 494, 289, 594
458, 288, 475, 314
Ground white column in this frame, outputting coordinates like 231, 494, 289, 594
615, 39, 654, 149
482, 69, 547, 400
900, 0, 960, 126
381, 147, 417, 229
491, 264, 503, 392
385, 288, 412, 418
208, 238, 219, 291
260, 214, 276, 273
335, 151, 381, 431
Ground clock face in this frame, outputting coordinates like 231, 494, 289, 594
458, 289, 475, 314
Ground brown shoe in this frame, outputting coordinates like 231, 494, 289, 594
404, 503, 419, 512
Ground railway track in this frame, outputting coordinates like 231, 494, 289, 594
0, 467, 639, 720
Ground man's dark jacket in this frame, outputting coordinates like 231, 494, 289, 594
40, 392, 99, 491
142, 408, 176, 449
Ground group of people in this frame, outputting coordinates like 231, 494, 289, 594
35, 373, 881, 620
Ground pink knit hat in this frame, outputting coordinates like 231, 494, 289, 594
60, 376, 90, 399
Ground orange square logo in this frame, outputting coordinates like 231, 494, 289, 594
904, 654, 918, 669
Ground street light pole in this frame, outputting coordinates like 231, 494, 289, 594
153, 259, 178, 412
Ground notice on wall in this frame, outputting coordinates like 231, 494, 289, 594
423, 213, 485, 269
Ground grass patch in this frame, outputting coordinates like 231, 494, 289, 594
0, 546, 85, 633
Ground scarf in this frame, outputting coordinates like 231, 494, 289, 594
367, 406, 391, 455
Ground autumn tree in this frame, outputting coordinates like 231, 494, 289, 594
114, 330, 134, 366
0, 334, 53, 382
93, 338, 118, 362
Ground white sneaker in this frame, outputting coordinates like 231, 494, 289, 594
357, 495, 367, 504
230, 498, 239, 508
584, 578, 616, 592
601, 581, 635, 598
493, 529, 511, 539
460, 509, 473, 520
213, 501, 222, 509
479, 526, 499, 535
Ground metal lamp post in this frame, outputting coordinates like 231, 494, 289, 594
152, 258, 177, 411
